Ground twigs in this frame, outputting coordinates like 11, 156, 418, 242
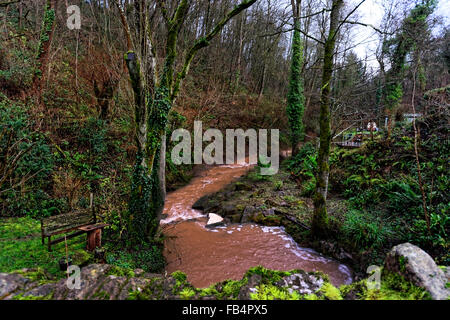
411, 66, 431, 234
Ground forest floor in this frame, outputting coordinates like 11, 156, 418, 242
0, 217, 93, 279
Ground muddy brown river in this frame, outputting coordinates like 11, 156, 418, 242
161, 162, 352, 288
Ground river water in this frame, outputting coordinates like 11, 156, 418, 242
160, 162, 352, 288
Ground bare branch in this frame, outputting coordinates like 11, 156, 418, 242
341, 20, 394, 35
0, 0, 20, 8
171, 0, 258, 102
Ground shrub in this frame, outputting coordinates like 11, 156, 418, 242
341, 209, 394, 249
105, 244, 165, 273
0, 96, 56, 217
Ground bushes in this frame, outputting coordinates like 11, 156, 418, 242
342, 209, 395, 249
287, 142, 317, 196
105, 244, 165, 273
0, 96, 57, 217
330, 124, 449, 264
0, 32, 35, 95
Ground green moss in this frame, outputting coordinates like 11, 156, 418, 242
92, 290, 110, 300
12, 293, 53, 300
320, 282, 343, 300
252, 214, 282, 226
399, 256, 408, 273
340, 270, 431, 300
72, 250, 93, 267
303, 293, 320, 300
220, 279, 247, 299
171, 271, 189, 294
127, 277, 163, 300
198, 286, 219, 298
106, 265, 136, 278
14, 267, 52, 285
179, 287, 196, 300
245, 266, 289, 284
171, 271, 187, 283
0, 217, 89, 279
250, 284, 301, 300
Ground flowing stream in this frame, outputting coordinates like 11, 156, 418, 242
161, 162, 353, 289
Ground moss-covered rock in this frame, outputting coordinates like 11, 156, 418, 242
384, 243, 449, 300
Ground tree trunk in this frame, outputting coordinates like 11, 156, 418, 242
31, 0, 56, 107
156, 133, 167, 221
287, 0, 305, 157
233, 12, 245, 97
312, 0, 343, 238
116, 0, 257, 245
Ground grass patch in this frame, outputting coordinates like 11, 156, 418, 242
0, 217, 93, 278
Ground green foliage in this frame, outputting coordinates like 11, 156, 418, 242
105, 265, 136, 278
179, 287, 196, 299
331, 124, 449, 263
12, 292, 53, 300
320, 282, 343, 300
248, 157, 275, 181
342, 209, 394, 249
35, 2, 55, 63
273, 180, 283, 191
105, 244, 165, 273
250, 284, 301, 300
0, 42, 35, 90
383, 0, 437, 118
245, 266, 291, 283
288, 142, 317, 195
78, 118, 107, 159
385, 82, 403, 113
125, 85, 172, 245
0, 97, 57, 218
126, 152, 157, 245
0, 217, 92, 277
340, 270, 431, 300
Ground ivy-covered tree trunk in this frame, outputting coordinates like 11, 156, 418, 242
124, 47, 156, 244
286, 0, 305, 157
32, 0, 56, 106
312, 0, 343, 238
116, 0, 257, 245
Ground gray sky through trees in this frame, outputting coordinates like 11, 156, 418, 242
350, 0, 449, 69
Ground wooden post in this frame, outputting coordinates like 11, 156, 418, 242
86, 229, 102, 251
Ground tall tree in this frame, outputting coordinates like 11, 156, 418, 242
311, 0, 344, 237
31, 0, 56, 107
114, 0, 257, 245
286, 0, 306, 156
382, 0, 437, 137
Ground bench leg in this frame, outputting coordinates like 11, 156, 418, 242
86, 229, 102, 251
48, 236, 52, 252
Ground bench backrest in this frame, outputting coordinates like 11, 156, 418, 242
41, 209, 95, 237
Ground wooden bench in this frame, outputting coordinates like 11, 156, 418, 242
41, 207, 108, 252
